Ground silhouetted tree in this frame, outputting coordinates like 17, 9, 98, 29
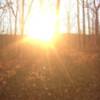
15, 0, 18, 35
9, 3, 12, 34
82, 0, 86, 47
86, 0, 91, 35
76, 0, 81, 48
82, 0, 86, 35
86, 0, 100, 44
77, 0, 81, 35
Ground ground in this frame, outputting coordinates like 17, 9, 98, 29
0, 36, 100, 100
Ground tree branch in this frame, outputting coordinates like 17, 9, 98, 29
86, 4, 96, 13
97, 3, 100, 10
6, 0, 16, 17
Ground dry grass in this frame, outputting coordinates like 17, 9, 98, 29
0, 36, 100, 100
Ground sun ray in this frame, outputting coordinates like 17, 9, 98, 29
25, 0, 72, 43
25, 0, 57, 43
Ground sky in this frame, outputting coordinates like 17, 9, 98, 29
0, 0, 78, 34
25, 0, 78, 34
0, 0, 100, 34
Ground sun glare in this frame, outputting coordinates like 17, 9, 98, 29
27, 14, 55, 42
25, 0, 57, 43
25, 0, 70, 43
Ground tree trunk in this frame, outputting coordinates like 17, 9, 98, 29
87, 0, 90, 35
9, 9, 12, 35
15, 0, 18, 35
82, 0, 86, 47
77, 0, 80, 34
95, 10, 99, 45
67, 12, 71, 34
21, 0, 24, 36
95, 11, 99, 36
82, 0, 85, 35
55, 0, 60, 35
77, 0, 81, 48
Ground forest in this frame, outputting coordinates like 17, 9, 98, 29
0, 0, 100, 100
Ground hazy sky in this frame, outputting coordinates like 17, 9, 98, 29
25, 0, 77, 34
0, 0, 79, 34
1, 0, 99, 34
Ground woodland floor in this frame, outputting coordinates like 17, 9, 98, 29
0, 37, 100, 100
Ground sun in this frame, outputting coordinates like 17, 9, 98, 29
25, 3, 57, 43
25, 0, 59, 43
26, 14, 56, 43
27, 15, 55, 42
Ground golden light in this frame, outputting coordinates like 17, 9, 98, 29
25, 0, 57, 43
26, 14, 55, 43
25, 0, 70, 44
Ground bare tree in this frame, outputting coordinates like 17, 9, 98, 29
87, 0, 100, 34
56, 0, 60, 35
15, 0, 18, 35
77, 0, 81, 47
0, 3, 5, 33
20, 0, 24, 36
86, 0, 100, 44
82, 0, 86, 35
56, 0, 60, 15
86, 0, 91, 35
67, 11, 71, 34
81, 0, 86, 47
93, 0, 100, 35
77, 0, 81, 35
0, 0, 19, 35
9, 4, 12, 34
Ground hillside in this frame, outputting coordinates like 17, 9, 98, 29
0, 35, 100, 100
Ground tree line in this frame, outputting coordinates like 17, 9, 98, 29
0, 0, 100, 45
